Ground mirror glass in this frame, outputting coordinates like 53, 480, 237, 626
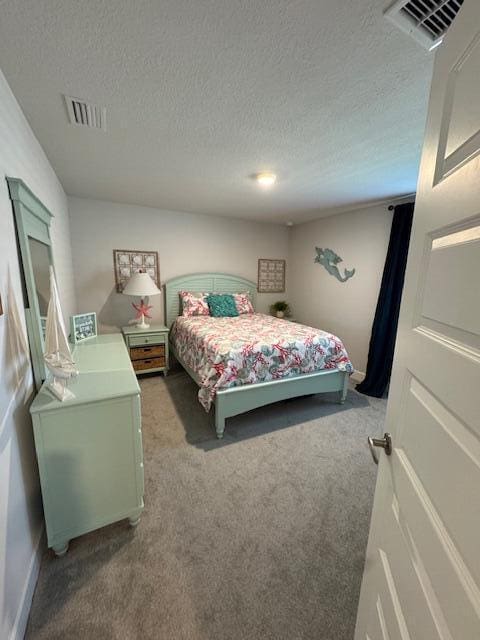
28, 237, 51, 329
9, 177, 56, 389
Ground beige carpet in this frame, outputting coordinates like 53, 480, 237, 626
26, 368, 386, 639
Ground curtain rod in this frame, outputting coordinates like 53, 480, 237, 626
388, 203, 413, 210
388, 192, 417, 211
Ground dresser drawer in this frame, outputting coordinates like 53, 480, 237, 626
132, 356, 166, 372
130, 345, 165, 360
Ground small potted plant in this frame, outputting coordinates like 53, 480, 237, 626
271, 301, 291, 319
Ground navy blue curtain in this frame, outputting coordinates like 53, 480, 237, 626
356, 202, 414, 398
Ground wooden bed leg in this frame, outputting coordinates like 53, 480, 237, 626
339, 373, 349, 404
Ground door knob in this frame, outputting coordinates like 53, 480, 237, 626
368, 433, 392, 465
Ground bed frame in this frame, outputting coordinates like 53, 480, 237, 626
165, 273, 349, 438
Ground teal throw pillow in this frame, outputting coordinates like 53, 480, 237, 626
206, 294, 239, 318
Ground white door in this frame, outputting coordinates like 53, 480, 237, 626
355, 1, 480, 638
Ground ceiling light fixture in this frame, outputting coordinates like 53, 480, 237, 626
255, 172, 277, 187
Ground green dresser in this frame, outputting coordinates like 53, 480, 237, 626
30, 334, 144, 556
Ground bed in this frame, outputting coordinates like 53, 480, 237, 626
165, 273, 353, 438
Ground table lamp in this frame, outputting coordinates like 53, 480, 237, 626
122, 271, 161, 329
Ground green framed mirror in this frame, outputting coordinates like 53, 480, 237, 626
8, 177, 55, 390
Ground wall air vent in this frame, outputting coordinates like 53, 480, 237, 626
385, 0, 464, 51
64, 95, 106, 131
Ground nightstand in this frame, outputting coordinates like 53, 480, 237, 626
122, 324, 169, 375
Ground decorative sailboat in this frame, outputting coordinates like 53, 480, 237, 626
43, 266, 78, 401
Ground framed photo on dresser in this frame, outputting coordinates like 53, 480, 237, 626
70, 312, 97, 344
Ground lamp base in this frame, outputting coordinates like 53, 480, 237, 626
130, 299, 153, 329
135, 315, 150, 329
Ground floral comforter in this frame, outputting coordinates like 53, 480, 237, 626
170, 313, 353, 411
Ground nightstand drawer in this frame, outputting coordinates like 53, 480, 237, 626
130, 345, 165, 360
128, 334, 165, 348
132, 357, 166, 372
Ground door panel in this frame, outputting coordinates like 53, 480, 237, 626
436, 33, 480, 180
365, 604, 385, 640
394, 452, 479, 638
402, 378, 480, 561
422, 230, 480, 338
408, 330, 478, 427
355, 2, 480, 639
381, 502, 444, 640
375, 550, 411, 640
445, 38, 480, 158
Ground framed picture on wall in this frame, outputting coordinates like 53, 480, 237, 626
113, 249, 160, 292
70, 312, 97, 344
257, 258, 286, 293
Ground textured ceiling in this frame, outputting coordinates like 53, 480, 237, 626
0, 1, 433, 223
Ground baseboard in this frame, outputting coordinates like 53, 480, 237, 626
9, 524, 45, 640
350, 370, 366, 384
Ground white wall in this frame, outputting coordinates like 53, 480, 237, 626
0, 69, 76, 640
68, 197, 290, 330
69, 196, 402, 377
289, 204, 395, 375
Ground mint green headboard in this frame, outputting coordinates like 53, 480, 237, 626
164, 272, 257, 327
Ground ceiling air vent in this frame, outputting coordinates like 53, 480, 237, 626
64, 95, 106, 131
385, 0, 464, 51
